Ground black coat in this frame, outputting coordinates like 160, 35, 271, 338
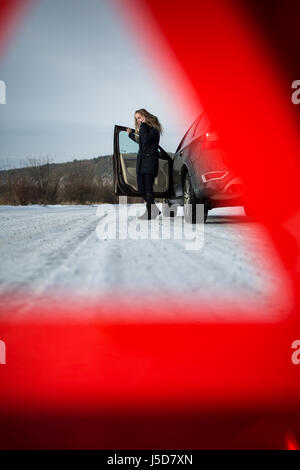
128, 122, 160, 176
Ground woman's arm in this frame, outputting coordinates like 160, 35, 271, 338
127, 128, 138, 143
139, 122, 159, 145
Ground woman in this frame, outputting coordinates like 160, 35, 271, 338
126, 108, 162, 220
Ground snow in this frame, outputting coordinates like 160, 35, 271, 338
0, 204, 293, 322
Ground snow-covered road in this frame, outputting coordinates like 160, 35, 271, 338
0, 204, 293, 321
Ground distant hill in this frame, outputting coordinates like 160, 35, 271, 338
0, 152, 173, 205
0, 155, 117, 205
0, 154, 114, 186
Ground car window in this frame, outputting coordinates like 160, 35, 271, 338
176, 116, 200, 152
193, 112, 211, 138
192, 116, 202, 137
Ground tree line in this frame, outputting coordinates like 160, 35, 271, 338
0, 156, 120, 205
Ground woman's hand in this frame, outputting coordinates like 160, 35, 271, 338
126, 127, 131, 134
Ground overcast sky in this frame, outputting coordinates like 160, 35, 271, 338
0, 0, 200, 169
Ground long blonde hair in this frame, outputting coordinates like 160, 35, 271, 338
134, 108, 163, 141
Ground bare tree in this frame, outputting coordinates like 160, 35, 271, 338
26, 157, 62, 204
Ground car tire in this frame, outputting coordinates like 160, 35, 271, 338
183, 173, 208, 224
162, 199, 177, 218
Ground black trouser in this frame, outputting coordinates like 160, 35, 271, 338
136, 173, 155, 200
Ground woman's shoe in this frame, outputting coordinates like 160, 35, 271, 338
137, 199, 147, 219
137, 203, 161, 219
150, 204, 161, 219
137, 194, 161, 220
146, 193, 161, 220
138, 207, 149, 219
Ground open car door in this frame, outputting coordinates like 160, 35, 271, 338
113, 125, 173, 198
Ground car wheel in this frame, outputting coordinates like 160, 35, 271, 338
162, 199, 177, 217
183, 173, 208, 224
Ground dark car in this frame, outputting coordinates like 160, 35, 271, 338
113, 111, 245, 223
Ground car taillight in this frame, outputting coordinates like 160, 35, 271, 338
201, 171, 229, 183
205, 131, 218, 141
200, 131, 220, 150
